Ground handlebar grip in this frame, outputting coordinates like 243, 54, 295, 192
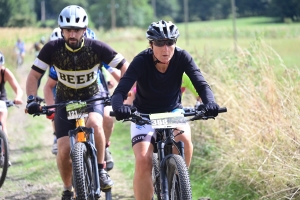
110, 111, 115, 117
218, 107, 227, 113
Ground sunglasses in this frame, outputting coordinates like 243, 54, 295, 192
153, 39, 176, 47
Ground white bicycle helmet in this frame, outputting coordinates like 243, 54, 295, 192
50, 27, 63, 41
0, 52, 4, 65
58, 5, 88, 29
146, 20, 180, 41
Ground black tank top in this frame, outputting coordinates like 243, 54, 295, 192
0, 68, 7, 100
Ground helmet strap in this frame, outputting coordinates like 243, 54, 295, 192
153, 54, 170, 65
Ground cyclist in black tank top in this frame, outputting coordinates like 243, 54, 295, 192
111, 20, 220, 200
25, 5, 129, 197
0, 52, 23, 138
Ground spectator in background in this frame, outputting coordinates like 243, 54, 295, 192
32, 36, 46, 57
14, 38, 26, 66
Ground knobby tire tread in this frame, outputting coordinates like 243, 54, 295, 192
72, 142, 95, 200
152, 153, 162, 200
166, 154, 192, 200
0, 130, 9, 188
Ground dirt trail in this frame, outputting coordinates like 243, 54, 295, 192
0, 61, 134, 199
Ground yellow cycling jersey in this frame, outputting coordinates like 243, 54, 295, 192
32, 38, 126, 100
181, 73, 198, 98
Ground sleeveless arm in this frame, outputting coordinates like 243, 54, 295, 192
4, 68, 23, 104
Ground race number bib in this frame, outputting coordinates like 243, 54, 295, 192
149, 112, 186, 128
66, 102, 88, 120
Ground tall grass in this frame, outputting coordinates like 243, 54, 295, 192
189, 36, 300, 199
1, 17, 299, 199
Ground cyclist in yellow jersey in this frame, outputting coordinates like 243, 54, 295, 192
25, 5, 129, 200
181, 72, 202, 102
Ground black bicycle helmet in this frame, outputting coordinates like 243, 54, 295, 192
146, 20, 180, 41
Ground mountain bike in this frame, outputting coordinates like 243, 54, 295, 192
15, 49, 23, 68
0, 100, 17, 188
26, 96, 112, 200
111, 105, 227, 200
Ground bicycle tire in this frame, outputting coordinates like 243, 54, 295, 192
0, 130, 9, 188
166, 154, 192, 200
152, 153, 162, 200
72, 142, 95, 200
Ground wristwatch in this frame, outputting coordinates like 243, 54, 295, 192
27, 95, 35, 103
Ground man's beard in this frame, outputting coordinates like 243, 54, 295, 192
66, 38, 82, 49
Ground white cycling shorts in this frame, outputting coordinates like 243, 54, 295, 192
130, 108, 186, 146
0, 100, 7, 112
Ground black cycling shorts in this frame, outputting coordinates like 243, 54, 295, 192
54, 94, 104, 139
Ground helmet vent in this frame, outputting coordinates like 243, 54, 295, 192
58, 5, 89, 28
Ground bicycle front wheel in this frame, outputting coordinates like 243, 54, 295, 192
72, 142, 95, 200
152, 153, 162, 200
0, 130, 9, 188
166, 154, 192, 200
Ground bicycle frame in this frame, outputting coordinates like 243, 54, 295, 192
155, 128, 185, 199
110, 105, 226, 200
26, 96, 112, 199
68, 117, 101, 199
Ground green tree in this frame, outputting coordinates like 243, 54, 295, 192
235, 0, 269, 17
268, 0, 300, 22
0, 0, 36, 27
89, 0, 152, 29
0, 0, 10, 26
154, 0, 180, 22
189, 0, 222, 21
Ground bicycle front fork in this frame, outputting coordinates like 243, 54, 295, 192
157, 140, 185, 199
69, 126, 101, 198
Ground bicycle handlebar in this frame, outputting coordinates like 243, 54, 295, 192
5, 100, 15, 108
110, 106, 227, 126
25, 96, 111, 116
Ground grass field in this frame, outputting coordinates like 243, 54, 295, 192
1, 17, 300, 199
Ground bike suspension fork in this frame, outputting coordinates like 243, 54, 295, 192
157, 141, 169, 199
87, 127, 101, 198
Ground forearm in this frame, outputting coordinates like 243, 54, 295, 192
43, 78, 56, 105
44, 86, 55, 105
15, 87, 23, 99
120, 62, 129, 77
110, 71, 120, 82
26, 70, 40, 96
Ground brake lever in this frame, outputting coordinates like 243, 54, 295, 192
122, 119, 131, 123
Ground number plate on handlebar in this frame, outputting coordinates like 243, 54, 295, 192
66, 102, 88, 120
149, 112, 186, 128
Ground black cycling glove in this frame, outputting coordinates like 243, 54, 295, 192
26, 102, 41, 115
114, 105, 132, 121
203, 101, 219, 117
